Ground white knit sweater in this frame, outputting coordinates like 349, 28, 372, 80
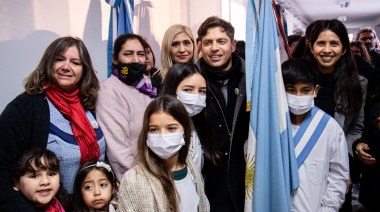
117, 157, 208, 212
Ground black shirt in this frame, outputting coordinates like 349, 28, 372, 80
315, 73, 336, 117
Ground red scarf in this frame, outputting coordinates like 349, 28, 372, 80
45, 197, 65, 212
45, 85, 100, 164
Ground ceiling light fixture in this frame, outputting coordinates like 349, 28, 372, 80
339, 0, 351, 8
338, 16, 347, 21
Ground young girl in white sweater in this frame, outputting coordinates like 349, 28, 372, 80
118, 95, 208, 212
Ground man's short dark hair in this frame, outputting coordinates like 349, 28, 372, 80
197, 16, 235, 42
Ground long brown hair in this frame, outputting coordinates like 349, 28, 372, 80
137, 95, 191, 212
350, 41, 372, 64
23, 36, 99, 111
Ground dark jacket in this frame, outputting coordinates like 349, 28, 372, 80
197, 57, 249, 212
355, 55, 378, 98
0, 92, 49, 211
352, 80, 380, 210
369, 49, 380, 70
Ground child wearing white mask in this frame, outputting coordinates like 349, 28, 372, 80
282, 58, 349, 211
159, 63, 220, 172
118, 95, 209, 212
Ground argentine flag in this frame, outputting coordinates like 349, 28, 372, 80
105, 0, 134, 77
244, 0, 299, 211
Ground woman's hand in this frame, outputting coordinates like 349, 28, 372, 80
355, 142, 376, 165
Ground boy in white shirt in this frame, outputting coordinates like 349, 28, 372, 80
282, 58, 349, 211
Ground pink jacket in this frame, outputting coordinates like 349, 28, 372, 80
96, 75, 153, 181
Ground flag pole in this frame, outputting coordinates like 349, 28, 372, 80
272, 0, 292, 58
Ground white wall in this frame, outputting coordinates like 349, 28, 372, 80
220, 0, 247, 41
134, 0, 221, 68
0, 0, 110, 112
0, 0, 222, 112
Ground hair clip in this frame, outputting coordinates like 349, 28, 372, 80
83, 161, 115, 182
96, 161, 112, 172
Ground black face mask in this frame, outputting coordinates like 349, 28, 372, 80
113, 62, 147, 85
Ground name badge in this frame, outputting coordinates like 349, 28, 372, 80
235, 88, 239, 95
91, 120, 99, 129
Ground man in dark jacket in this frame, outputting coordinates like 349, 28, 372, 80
356, 27, 380, 70
196, 16, 249, 212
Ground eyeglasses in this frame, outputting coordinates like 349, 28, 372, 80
359, 36, 375, 42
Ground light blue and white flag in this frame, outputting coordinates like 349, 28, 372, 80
244, 0, 299, 211
105, 0, 134, 77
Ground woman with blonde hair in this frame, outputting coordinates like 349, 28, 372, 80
157, 24, 197, 81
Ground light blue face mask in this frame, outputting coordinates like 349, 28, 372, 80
176, 92, 206, 117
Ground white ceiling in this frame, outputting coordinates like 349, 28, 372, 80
277, 0, 380, 35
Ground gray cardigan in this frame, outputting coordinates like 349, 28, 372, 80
334, 75, 367, 156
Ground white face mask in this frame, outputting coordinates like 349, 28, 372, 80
286, 93, 314, 115
177, 91, 206, 117
147, 132, 185, 159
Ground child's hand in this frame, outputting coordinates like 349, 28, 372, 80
355, 143, 376, 165
345, 177, 352, 195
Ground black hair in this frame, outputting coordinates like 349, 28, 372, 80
282, 58, 319, 86
288, 35, 301, 47
12, 149, 59, 179
112, 33, 146, 66
235, 40, 245, 60
159, 63, 220, 164
197, 16, 235, 42
12, 149, 71, 211
291, 36, 307, 58
305, 19, 362, 115
305, 20, 322, 40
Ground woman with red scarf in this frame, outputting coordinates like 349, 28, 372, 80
0, 36, 106, 211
